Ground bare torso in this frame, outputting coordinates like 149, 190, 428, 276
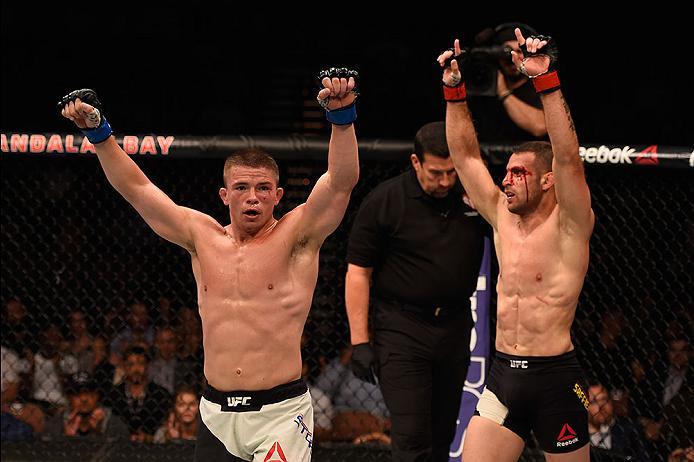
188, 208, 318, 391
494, 203, 590, 356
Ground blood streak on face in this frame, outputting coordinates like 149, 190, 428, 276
507, 166, 532, 204
522, 169, 530, 203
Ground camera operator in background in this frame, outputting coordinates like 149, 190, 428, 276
466, 22, 548, 142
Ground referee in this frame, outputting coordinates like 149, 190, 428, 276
345, 121, 487, 461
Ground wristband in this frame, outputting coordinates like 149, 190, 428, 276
532, 71, 561, 94
81, 116, 113, 144
443, 83, 467, 102
326, 103, 357, 125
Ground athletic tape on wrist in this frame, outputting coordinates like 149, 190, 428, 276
326, 104, 357, 125
81, 117, 113, 144
532, 71, 561, 94
443, 83, 467, 102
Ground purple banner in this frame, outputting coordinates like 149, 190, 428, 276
449, 237, 492, 461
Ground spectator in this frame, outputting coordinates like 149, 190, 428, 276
174, 307, 204, 388
2, 298, 37, 355
587, 383, 650, 461
662, 337, 691, 408
110, 301, 155, 357
89, 336, 115, 394
149, 327, 179, 394
661, 386, 694, 458
103, 346, 170, 442
2, 345, 28, 406
153, 385, 199, 443
44, 372, 128, 440
65, 309, 93, 374
31, 325, 78, 410
639, 335, 691, 418
154, 296, 176, 328
639, 337, 693, 457
2, 345, 44, 434
583, 310, 633, 392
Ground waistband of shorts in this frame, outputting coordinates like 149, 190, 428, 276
495, 349, 578, 368
203, 379, 307, 407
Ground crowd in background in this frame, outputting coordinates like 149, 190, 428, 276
1, 295, 691, 460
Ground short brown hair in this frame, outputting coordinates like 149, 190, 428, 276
223, 148, 280, 186
515, 141, 554, 173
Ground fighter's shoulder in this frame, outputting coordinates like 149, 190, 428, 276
183, 208, 222, 227
184, 208, 227, 238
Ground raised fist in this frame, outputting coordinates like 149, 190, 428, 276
316, 67, 358, 112
57, 89, 113, 143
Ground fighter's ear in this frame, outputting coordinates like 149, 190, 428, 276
275, 187, 284, 205
219, 187, 229, 206
542, 171, 555, 191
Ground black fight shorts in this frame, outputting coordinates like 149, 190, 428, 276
475, 350, 589, 453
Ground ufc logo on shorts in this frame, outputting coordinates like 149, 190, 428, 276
227, 396, 252, 407
510, 360, 528, 369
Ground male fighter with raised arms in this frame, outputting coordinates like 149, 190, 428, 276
59, 68, 359, 461
437, 29, 594, 461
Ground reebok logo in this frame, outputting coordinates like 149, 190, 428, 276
509, 360, 528, 369
226, 396, 252, 407
580, 145, 634, 164
556, 423, 579, 447
634, 145, 659, 165
264, 441, 288, 462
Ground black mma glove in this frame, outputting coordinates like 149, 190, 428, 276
316, 67, 359, 125
440, 46, 468, 102
350, 342, 377, 385
57, 89, 113, 144
519, 35, 561, 94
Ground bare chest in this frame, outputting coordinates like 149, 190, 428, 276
495, 214, 562, 294
193, 232, 313, 299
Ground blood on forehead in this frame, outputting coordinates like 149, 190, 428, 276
506, 166, 533, 186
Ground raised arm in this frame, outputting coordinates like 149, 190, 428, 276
438, 41, 503, 228
511, 30, 594, 238
300, 69, 360, 244
59, 90, 195, 252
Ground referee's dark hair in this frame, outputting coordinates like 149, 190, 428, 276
414, 121, 450, 163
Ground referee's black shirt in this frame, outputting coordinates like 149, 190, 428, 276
347, 169, 488, 308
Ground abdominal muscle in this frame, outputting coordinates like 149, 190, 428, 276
199, 287, 312, 391
496, 287, 577, 357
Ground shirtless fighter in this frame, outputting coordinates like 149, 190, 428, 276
59, 67, 359, 461
437, 30, 594, 461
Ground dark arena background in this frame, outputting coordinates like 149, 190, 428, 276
2, 6, 692, 462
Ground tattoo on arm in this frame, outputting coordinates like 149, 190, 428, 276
560, 93, 576, 134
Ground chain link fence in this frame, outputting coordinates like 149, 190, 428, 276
1, 152, 692, 461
